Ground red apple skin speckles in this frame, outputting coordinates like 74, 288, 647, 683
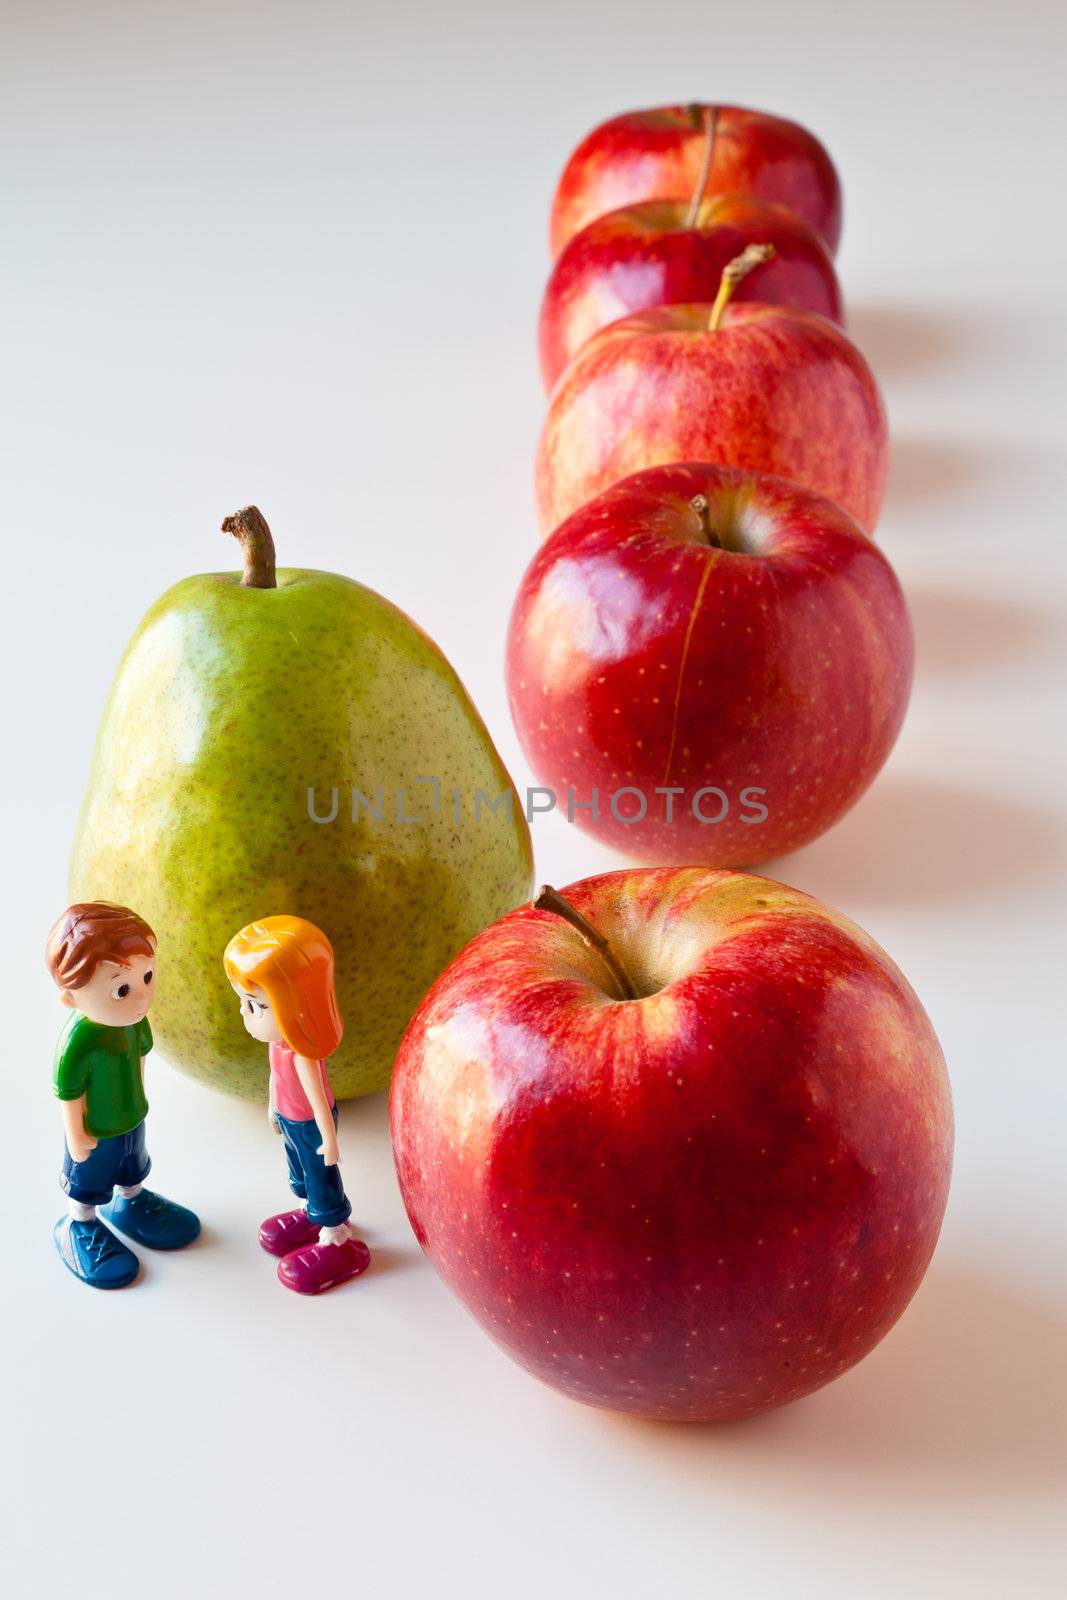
390, 866, 953, 1422
508, 463, 912, 867
540, 195, 844, 392
537, 302, 888, 536
550, 105, 843, 259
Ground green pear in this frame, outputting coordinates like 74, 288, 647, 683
70, 507, 534, 1099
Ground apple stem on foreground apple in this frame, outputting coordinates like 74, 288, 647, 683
684, 104, 719, 229
707, 242, 777, 331
689, 494, 718, 547
533, 884, 639, 1001
221, 505, 277, 589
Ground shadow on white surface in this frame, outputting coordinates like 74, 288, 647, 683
768, 1264, 1067, 1494
885, 433, 985, 507
775, 774, 1062, 906
908, 580, 1062, 674
363, 1242, 424, 1278
848, 304, 965, 376
615, 1265, 1066, 1501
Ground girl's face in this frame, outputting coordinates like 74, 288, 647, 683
232, 981, 285, 1044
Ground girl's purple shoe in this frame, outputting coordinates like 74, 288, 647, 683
258, 1207, 321, 1257
277, 1235, 371, 1295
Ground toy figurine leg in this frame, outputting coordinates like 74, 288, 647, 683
100, 1190, 201, 1249
57, 1130, 141, 1288
54, 1215, 139, 1289
259, 1116, 326, 1255
277, 1108, 353, 1232
259, 1207, 321, 1256
277, 1234, 371, 1295
272, 1109, 370, 1294
98, 1123, 200, 1249
61, 1129, 129, 1210
280, 1117, 309, 1204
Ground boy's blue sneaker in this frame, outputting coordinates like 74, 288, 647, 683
54, 1215, 139, 1289
100, 1188, 201, 1250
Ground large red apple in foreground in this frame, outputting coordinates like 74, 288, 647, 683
539, 193, 843, 391
536, 256, 888, 534
391, 868, 952, 1422
510, 462, 912, 867
550, 103, 843, 258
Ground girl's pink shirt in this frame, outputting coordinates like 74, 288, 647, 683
269, 1040, 337, 1122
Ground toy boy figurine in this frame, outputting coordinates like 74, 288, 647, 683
223, 915, 370, 1294
47, 902, 200, 1289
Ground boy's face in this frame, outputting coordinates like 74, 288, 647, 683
231, 982, 285, 1044
61, 943, 156, 1027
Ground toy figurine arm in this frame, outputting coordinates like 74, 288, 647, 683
137, 1018, 152, 1086
60, 1095, 97, 1164
294, 1055, 339, 1166
267, 1073, 280, 1131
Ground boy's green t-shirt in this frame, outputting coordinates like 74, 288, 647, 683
53, 1013, 152, 1139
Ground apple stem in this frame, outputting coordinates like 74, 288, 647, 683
684, 104, 718, 228
533, 885, 639, 1002
221, 506, 277, 588
707, 243, 776, 332
690, 494, 716, 546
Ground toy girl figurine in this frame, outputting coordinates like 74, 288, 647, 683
47, 901, 200, 1289
223, 915, 370, 1294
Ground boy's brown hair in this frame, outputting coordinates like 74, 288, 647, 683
46, 902, 156, 992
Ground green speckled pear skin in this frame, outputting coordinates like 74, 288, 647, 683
70, 568, 534, 1099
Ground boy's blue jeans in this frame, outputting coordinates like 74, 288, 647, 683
61, 1121, 151, 1205
277, 1107, 351, 1229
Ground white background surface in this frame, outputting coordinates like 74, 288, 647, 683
2, 2, 1065, 1595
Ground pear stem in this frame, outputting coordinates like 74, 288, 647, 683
684, 105, 718, 228
707, 243, 776, 332
533, 885, 638, 1001
221, 506, 277, 588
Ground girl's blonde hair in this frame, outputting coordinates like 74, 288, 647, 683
223, 915, 343, 1060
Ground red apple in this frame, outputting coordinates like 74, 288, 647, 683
550, 104, 843, 259
540, 194, 844, 392
391, 867, 952, 1422
509, 462, 911, 867
536, 255, 888, 534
